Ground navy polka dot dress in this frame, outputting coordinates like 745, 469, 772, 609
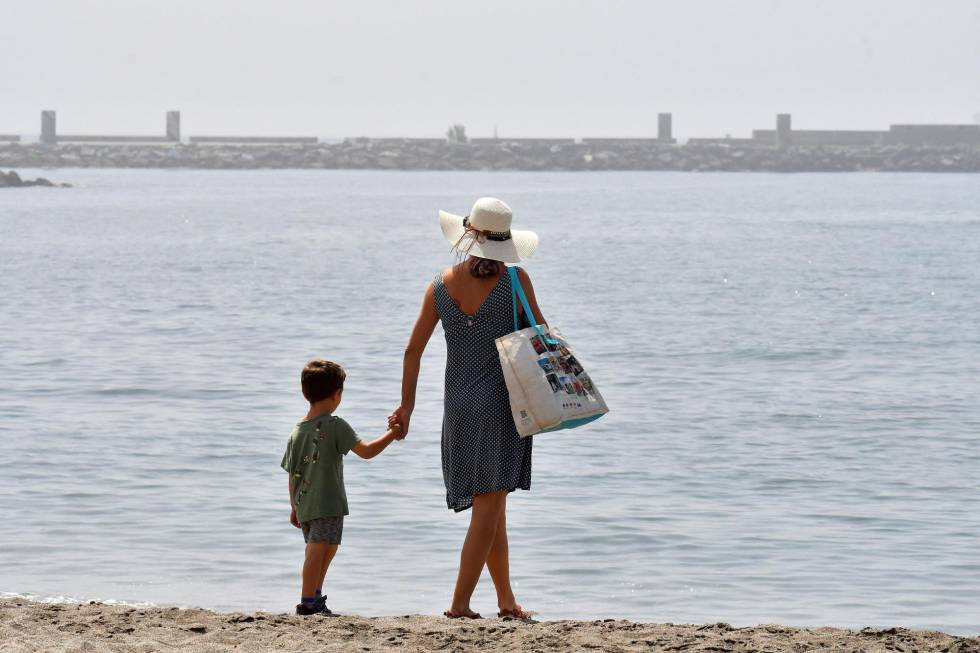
434, 269, 533, 512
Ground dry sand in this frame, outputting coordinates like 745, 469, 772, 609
2, 598, 978, 653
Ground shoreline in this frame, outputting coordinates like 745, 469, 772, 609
2, 599, 978, 653
2, 141, 980, 172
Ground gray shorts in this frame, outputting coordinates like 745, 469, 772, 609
302, 516, 344, 545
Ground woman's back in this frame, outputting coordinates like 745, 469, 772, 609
433, 264, 515, 391
439, 264, 507, 317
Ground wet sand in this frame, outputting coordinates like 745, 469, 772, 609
2, 598, 977, 653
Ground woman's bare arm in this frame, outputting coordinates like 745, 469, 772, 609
396, 282, 439, 435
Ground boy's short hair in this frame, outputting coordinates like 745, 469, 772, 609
301, 359, 346, 403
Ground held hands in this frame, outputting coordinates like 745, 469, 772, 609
387, 412, 405, 440
388, 406, 412, 440
388, 416, 404, 440
289, 508, 300, 529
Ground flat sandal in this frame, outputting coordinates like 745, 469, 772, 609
498, 607, 536, 622
444, 609, 482, 619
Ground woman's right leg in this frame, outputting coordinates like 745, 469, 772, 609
449, 490, 507, 615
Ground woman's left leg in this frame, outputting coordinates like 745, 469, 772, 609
486, 495, 533, 618
485, 494, 520, 612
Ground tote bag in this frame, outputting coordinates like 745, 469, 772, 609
495, 267, 609, 437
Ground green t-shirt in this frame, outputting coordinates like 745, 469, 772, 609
281, 414, 362, 522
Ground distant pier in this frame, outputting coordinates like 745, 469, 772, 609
2, 110, 979, 172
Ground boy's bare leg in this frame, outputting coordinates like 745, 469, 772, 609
302, 543, 337, 598
484, 498, 520, 613
449, 490, 506, 616
317, 544, 337, 595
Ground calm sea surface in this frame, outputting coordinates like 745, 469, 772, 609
1, 169, 978, 634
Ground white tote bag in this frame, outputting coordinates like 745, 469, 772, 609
495, 267, 609, 437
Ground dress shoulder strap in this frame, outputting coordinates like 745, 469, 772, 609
432, 271, 449, 319
433, 271, 447, 296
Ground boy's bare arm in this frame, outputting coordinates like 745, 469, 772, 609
351, 424, 402, 460
288, 479, 300, 528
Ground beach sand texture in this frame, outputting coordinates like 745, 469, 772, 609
2, 600, 978, 653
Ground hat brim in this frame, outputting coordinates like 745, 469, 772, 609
439, 211, 538, 264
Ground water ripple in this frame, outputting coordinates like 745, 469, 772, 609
1, 170, 978, 634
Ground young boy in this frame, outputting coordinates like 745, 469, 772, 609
281, 358, 402, 615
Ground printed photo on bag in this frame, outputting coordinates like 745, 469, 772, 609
560, 376, 576, 395
546, 373, 563, 393
530, 335, 547, 355
537, 358, 554, 373
573, 381, 586, 397
546, 337, 560, 352
558, 345, 571, 357
567, 355, 584, 375
579, 375, 595, 394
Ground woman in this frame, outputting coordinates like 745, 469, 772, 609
393, 197, 545, 620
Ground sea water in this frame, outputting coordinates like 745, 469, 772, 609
1, 169, 978, 634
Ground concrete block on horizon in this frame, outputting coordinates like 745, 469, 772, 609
777, 114, 792, 147
353, 137, 446, 146
887, 124, 980, 146
166, 111, 180, 141
41, 110, 56, 145
0, 134, 21, 142
469, 137, 575, 145
687, 137, 761, 146
58, 135, 173, 144
753, 129, 886, 147
581, 138, 662, 147
188, 136, 318, 144
658, 113, 675, 143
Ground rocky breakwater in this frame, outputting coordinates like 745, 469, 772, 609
2, 141, 980, 172
0, 169, 71, 187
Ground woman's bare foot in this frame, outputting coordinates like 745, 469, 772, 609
444, 607, 482, 619
497, 605, 536, 621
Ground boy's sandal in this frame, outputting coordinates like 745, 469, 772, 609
443, 609, 482, 619
498, 607, 536, 622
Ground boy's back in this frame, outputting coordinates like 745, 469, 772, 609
282, 414, 361, 522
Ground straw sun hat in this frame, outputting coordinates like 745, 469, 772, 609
439, 197, 539, 264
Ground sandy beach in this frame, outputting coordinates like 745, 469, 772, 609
2, 599, 977, 653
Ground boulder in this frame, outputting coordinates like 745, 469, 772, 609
1, 169, 69, 187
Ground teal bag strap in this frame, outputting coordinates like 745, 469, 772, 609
510, 266, 520, 331
509, 266, 555, 343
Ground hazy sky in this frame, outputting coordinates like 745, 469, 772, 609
3, 0, 979, 139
